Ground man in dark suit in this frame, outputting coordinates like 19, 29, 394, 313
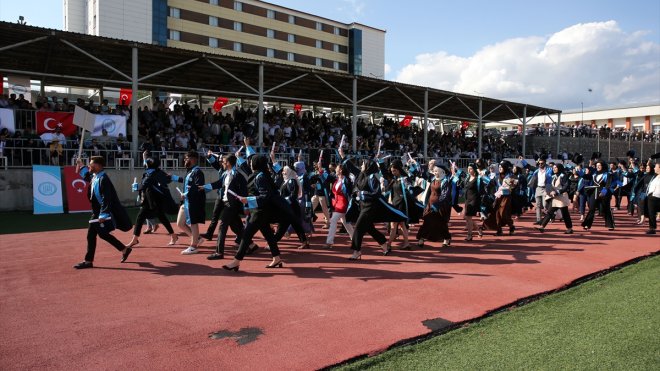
200, 153, 253, 260
171, 150, 206, 255
73, 156, 133, 269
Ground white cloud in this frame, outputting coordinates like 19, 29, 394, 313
337, 0, 365, 21
394, 21, 660, 110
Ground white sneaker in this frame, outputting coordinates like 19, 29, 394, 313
181, 246, 198, 255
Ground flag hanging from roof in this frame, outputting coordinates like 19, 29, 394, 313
400, 115, 413, 127
213, 97, 229, 112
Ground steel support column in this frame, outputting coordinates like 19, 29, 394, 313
258, 63, 264, 146
131, 47, 139, 153
478, 99, 483, 158
556, 112, 561, 157
522, 105, 527, 157
424, 89, 429, 160
352, 77, 357, 151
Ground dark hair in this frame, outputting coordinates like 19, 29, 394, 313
554, 163, 565, 174
225, 154, 237, 167
145, 156, 160, 169
251, 155, 269, 174
389, 159, 406, 176
186, 150, 199, 159
90, 156, 105, 167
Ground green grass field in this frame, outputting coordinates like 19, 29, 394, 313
336, 255, 660, 370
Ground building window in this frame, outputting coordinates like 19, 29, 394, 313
209, 37, 218, 48
288, 15, 295, 24
169, 7, 180, 18
267, 48, 275, 58
267, 29, 275, 38
287, 52, 294, 62
288, 34, 295, 43
210, 0, 218, 5
234, 22, 242, 32
169, 30, 180, 41
315, 58, 322, 67
233, 42, 242, 52
316, 22, 322, 31
209, 16, 218, 27
315, 40, 322, 48
334, 26, 340, 35
333, 44, 339, 53
333, 61, 339, 70
234, 1, 242, 11
267, 9, 275, 19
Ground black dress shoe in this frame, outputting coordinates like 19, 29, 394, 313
645, 230, 656, 235
73, 261, 93, 269
200, 233, 213, 241
121, 247, 132, 263
265, 262, 283, 268
222, 264, 239, 272
246, 243, 259, 255
535, 227, 545, 233
564, 229, 574, 234
509, 226, 516, 235
207, 253, 224, 260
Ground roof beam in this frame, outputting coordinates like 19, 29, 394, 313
138, 58, 198, 82
0, 35, 48, 52
263, 73, 308, 95
314, 73, 352, 103
206, 58, 258, 94
394, 87, 424, 112
357, 86, 390, 104
60, 39, 131, 81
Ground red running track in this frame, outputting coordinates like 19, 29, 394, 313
1, 208, 658, 370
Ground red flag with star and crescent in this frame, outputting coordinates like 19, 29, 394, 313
213, 97, 229, 112
119, 88, 132, 106
36, 112, 76, 136
400, 115, 413, 127
63, 166, 91, 213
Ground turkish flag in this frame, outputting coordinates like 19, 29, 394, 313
63, 166, 91, 213
461, 121, 470, 130
293, 104, 302, 112
36, 112, 76, 136
213, 97, 229, 112
400, 115, 413, 127
119, 88, 132, 106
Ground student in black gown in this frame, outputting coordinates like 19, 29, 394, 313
339, 147, 407, 260
461, 163, 484, 241
535, 163, 574, 234
73, 156, 133, 269
581, 160, 615, 230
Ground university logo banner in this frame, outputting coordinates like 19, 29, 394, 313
92, 114, 127, 137
63, 166, 91, 213
7, 75, 32, 104
36, 111, 76, 136
32, 165, 64, 215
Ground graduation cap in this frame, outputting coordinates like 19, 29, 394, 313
591, 152, 602, 160
651, 152, 660, 160
574, 153, 584, 164
500, 160, 513, 170
626, 149, 636, 158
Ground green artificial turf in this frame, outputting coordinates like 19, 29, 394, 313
337, 255, 660, 370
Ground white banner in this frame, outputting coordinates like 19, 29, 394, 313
0, 108, 15, 133
7, 75, 32, 104
92, 114, 127, 137
32, 165, 64, 214
73, 105, 96, 132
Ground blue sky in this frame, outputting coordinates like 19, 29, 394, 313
1, 0, 659, 110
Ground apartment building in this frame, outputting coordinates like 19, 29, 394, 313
64, 0, 385, 77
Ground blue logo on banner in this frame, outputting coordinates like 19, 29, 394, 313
102, 118, 116, 134
38, 182, 57, 196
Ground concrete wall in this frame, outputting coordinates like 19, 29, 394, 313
507, 136, 660, 162
0, 169, 219, 212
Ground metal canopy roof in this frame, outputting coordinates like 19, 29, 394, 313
0, 21, 560, 123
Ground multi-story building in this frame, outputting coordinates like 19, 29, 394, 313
63, 0, 385, 77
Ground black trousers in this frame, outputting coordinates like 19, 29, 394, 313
205, 197, 224, 236
216, 203, 245, 255
541, 206, 573, 229
582, 195, 615, 229
86, 223, 125, 262
234, 213, 280, 260
273, 204, 308, 243
351, 210, 387, 252
133, 206, 174, 236
648, 196, 660, 230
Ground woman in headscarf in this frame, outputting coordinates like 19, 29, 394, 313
535, 163, 574, 234
339, 148, 407, 259
385, 159, 419, 250
223, 155, 285, 271
125, 155, 178, 248
416, 165, 453, 247
461, 163, 485, 241
480, 161, 517, 236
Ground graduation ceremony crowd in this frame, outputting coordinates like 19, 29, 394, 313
72, 135, 660, 271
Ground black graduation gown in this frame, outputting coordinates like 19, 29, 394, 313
85, 171, 132, 232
